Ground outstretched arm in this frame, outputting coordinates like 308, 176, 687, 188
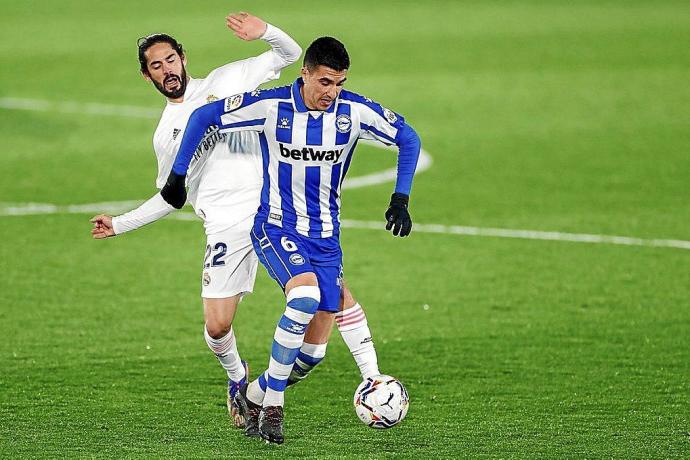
90, 193, 176, 239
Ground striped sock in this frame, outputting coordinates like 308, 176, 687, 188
262, 285, 320, 407
204, 326, 245, 382
287, 342, 328, 386
336, 303, 380, 379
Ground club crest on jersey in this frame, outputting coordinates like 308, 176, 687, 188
289, 254, 305, 265
203, 272, 211, 286
383, 108, 397, 124
225, 94, 243, 112
335, 114, 352, 133
206, 94, 219, 103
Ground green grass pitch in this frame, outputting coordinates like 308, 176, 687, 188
1, 0, 689, 457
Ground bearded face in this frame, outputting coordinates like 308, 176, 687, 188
151, 66, 188, 99
143, 42, 188, 100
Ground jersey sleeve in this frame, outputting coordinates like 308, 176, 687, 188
171, 94, 269, 176
112, 192, 176, 235
206, 23, 301, 91
349, 95, 421, 196
352, 97, 406, 146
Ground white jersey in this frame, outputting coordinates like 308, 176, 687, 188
112, 24, 302, 236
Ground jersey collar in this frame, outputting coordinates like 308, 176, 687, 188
291, 78, 337, 113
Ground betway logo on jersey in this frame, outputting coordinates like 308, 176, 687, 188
279, 143, 343, 163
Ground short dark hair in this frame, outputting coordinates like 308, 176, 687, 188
137, 33, 184, 74
303, 36, 350, 71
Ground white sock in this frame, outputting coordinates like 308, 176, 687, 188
336, 303, 380, 379
204, 326, 246, 382
246, 371, 268, 406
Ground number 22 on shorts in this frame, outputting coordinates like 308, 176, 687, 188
203, 242, 227, 268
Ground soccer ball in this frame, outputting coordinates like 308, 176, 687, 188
353, 375, 409, 428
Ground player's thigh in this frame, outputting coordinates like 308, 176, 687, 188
202, 228, 258, 299
303, 310, 336, 344
312, 264, 343, 313
296, 234, 343, 312
201, 229, 258, 337
250, 222, 318, 292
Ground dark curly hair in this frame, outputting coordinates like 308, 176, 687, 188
137, 33, 184, 74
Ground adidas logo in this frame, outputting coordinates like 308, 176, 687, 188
172, 128, 181, 140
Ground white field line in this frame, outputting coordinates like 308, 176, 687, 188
2, 97, 687, 251
0, 97, 162, 119
0, 97, 432, 190
1, 202, 688, 250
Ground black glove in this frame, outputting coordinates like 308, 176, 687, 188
160, 171, 187, 209
385, 192, 412, 237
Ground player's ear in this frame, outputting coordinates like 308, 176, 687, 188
300, 66, 309, 79
141, 70, 151, 82
181, 53, 187, 67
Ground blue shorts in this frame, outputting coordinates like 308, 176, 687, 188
250, 221, 343, 312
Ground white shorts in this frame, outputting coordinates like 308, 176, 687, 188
201, 228, 258, 299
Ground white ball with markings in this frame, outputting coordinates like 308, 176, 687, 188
353, 375, 409, 428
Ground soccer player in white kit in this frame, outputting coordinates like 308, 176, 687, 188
90, 12, 302, 427
90, 14, 382, 430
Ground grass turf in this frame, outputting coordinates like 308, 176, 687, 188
1, 0, 689, 457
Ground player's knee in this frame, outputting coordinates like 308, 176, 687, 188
205, 318, 232, 339
285, 272, 318, 293
286, 285, 321, 315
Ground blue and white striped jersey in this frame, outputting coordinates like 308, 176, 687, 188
173, 77, 420, 238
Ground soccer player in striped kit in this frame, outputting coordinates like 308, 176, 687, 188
162, 36, 420, 443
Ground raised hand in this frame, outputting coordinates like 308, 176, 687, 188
226, 12, 267, 41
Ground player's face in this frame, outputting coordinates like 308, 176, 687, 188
142, 42, 188, 100
300, 65, 347, 111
